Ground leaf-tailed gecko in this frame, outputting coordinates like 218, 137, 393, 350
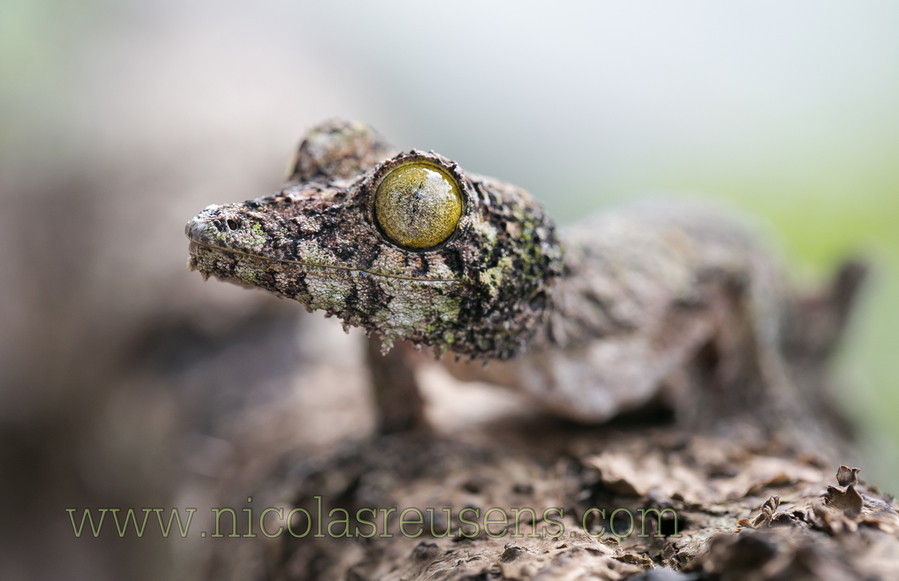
186, 119, 864, 435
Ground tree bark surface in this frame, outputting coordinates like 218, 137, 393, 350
203, 404, 898, 581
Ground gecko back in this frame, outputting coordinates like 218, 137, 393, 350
444, 200, 860, 436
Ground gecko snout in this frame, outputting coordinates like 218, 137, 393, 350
184, 210, 215, 246
185, 203, 267, 257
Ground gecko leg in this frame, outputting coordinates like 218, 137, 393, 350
365, 335, 429, 434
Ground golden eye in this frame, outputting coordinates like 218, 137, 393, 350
374, 161, 463, 249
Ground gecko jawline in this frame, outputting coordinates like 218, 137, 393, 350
187, 241, 460, 284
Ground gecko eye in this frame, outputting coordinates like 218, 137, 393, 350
374, 161, 462, 249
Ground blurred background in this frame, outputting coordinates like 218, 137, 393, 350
1, 1, 897, 579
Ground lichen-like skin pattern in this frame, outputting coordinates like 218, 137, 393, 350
186, 119, 563, 359
186, 119, 859, 431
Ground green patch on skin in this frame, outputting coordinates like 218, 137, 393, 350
235, 262, 261, 286
187, 120, 563, 360
479, 256, 514, 299
248, 222, 266, 252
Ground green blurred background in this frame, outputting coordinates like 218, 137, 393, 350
1, 1, 897, 579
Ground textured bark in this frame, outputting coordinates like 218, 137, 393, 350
202, 414, 898, 581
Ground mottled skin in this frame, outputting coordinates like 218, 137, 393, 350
446, 201, 792, 423
187, 120, 562, 360
187, 119, 860, 432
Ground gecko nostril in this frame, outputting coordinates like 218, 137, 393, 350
226, 218, 240, 230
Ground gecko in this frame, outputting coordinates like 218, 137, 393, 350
186, 119, 864, 436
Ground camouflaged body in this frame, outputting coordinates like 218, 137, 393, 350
187, 120, 563, 359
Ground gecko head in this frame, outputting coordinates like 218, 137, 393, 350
187, 119, 562, 359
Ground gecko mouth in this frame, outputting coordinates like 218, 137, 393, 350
187, 240, 458, 284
